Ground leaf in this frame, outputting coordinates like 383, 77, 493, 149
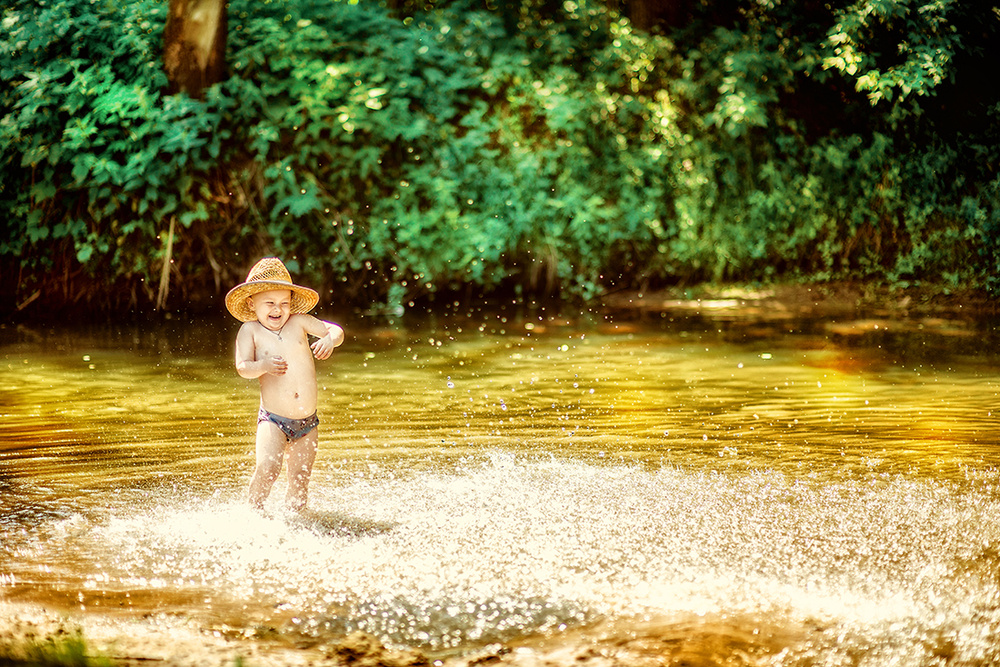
71, 154, 95, 183
76, 242, 94, 263
278, 183, 323, 217
179, 202, 209, 228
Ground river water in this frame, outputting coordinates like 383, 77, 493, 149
2, 306, 999, 665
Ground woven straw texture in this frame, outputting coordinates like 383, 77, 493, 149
225, 257, 319, 322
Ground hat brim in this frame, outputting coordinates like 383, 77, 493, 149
225, 279, 319, 322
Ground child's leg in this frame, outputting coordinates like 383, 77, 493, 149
248, 421, 286, 509
285, 428, 318, 511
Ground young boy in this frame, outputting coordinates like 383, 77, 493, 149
225, 257, 345, 511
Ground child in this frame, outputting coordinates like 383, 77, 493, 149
225, 257, 345, 511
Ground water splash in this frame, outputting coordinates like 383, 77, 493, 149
35, 453, 998, 663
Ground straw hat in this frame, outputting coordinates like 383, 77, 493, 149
225, 257, 319, 322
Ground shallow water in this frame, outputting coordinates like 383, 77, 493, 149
2, 310, 1000, 664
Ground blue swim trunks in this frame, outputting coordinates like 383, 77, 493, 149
258, 406, 319, 440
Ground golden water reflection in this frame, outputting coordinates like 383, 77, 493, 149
1, 314, 999, 664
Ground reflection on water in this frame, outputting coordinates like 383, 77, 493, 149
1, 311, 1000, 664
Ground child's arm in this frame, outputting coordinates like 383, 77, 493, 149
235, 323, 287, 377
302, 316, 345, 360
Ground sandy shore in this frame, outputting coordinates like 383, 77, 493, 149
0, 601, 801, 667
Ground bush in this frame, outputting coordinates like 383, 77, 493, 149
2, 0, 998, 318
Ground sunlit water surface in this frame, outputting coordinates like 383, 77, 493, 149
2, 312, 1000, 665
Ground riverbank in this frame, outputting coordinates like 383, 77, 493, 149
0, 602, 428, 667
599, 281, 998, 322
6, 279, 998, 329
0, 602, 799, 667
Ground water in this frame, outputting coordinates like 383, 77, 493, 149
2, 310, 1000, 665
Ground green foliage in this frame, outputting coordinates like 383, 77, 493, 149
653, 0, 997, 289
1, 0, 998, 316
1, 0, 233, 308
220, 0, 676, 307
823, 0, 960, 105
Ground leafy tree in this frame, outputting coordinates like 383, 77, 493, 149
1, 0, 997, 319
1, 0, 233, 313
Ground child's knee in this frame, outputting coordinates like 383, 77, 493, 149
287, 461, 311, 482
255, 458, 282, 481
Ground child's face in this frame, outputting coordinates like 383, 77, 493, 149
248, 289, 293, 331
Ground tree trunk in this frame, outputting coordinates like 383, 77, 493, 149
626, 0, 694, 32
163, 0, 228, 98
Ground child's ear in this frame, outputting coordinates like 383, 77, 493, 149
246, 296, 255, 312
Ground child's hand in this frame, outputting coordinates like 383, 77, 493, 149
311, 334, 334, 360
266, 355, 287, 375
